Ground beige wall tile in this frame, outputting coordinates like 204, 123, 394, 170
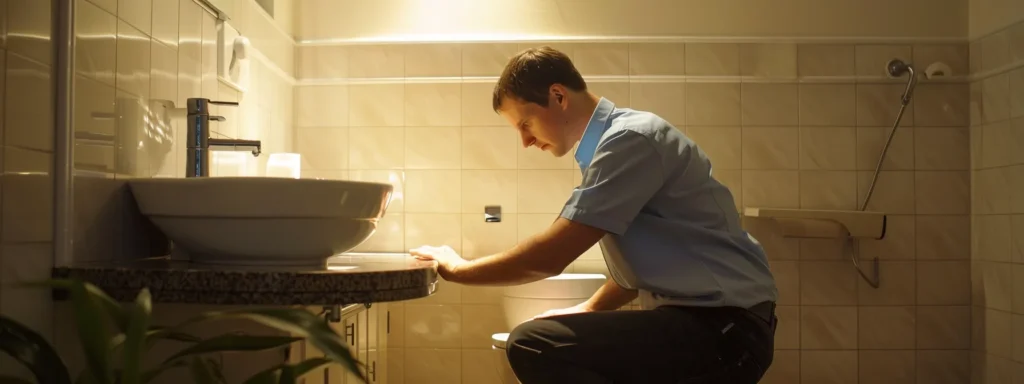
629, 82, 685, 125
800, 261, 858, 305
461, 215, 517, 259
348, 127, 405, 169
115, 20, 151, 98
350, 84, 404, 127
3, 150, 54, 243
462, 82, 505, 126
685, 43, 739, 76
857, 84, 916, 126
916, 215, 971, 260
461, 170, 518, 214
463, 127, 517, 169
7, 0, 52, 66
770, 261, 800, 305
405, 126, 461, 169
857, 171, 915, 214
151, 0, 178, 48
349, 45, 404, 78
917, 350, 970, 384
404, 170, 461, 213
685, 83, 740, 125
461, 349, 504, 384
1011, 70, 1024, 118
117, 0, 151, 35
917, 305, 971, 348
798, 44, 856, 77
982, 30, 1011, 72
774, 305, 800, 349
858, 350, 916, 384
75, 0, 117, 85
917, 261, 971, 305
915, 171, 970, 214
740, 43, 797, 78
915, 127, 970, 170
741, 83, 798, 126
588, 82, 630, 108
460, 304, 507, 348
295, 85, 348, 127
687, 127, 741, 170
351, 211, 404, 252
573, 43, 628, 76
405, 44, 461, 77
296, 127, 348, 170
799, 84, 857, 126
801, 351, 857, 384
859, 307, 916, 349
983, 73, 1011, 124
742, 127, 799, 170
800, 306, 858, 349
800, 127, 857, 170
742, 171, 800, 209
403, 347, 461, 384
462, 43, 518, 77
628, 43, 685, 76
914, 83, 969, 127
297, 45, 349, 79
405, 213, 462, 253
405, 83, 461, 127
799, 171, 857, 210
975, 215, 1012, 262
859, 261, 917, 305
517, 170, 573, 213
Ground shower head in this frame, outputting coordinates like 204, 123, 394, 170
886, 59, 913, 78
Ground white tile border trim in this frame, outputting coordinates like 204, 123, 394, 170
297, 34, 968, 46
295, 74, 970, 86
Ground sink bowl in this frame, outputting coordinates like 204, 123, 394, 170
128, 177, 393, 267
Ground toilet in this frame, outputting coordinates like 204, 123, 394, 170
490, 273, 607, 383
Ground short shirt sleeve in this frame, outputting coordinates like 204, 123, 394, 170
560, 129, 664, 235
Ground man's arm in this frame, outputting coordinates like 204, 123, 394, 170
581, 279, 638, 311
445, 217, 606, 286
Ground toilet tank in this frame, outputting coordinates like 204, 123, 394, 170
502, 273, 607, 330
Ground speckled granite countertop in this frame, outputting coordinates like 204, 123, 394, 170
51, 253, 438, 306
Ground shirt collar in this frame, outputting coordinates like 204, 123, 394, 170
573, 97, 616, 171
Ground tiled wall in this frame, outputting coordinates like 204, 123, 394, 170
967, 17, 1024, 384
294, 41, 974, 383
70, 0, 296, 262
0, 0, 58, 377
293, 0, 968, 42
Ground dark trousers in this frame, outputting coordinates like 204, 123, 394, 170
505, 303, 777, 384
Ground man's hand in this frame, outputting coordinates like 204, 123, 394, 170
531, 303, 594, 320
409, 245, 467, 281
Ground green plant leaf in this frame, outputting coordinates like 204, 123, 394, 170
109, 327, 201, 352
0, 375, 34, 384
68, 280, 115, 384
162, 334, 301, 366
121, 288, 153, 384
32, 279, 128, 331
0, 316, 72, 384
242, 358, 332, 384
197, 308, 366, 383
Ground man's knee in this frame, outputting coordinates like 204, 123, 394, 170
506, 319, 550, 355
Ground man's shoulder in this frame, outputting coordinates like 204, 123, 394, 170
603, 108, 685, 150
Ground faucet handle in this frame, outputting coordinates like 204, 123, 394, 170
209, 100, 239, 107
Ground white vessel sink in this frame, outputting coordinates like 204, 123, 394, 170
128, 177, 393, 267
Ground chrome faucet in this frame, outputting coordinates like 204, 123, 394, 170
185, 97, 262, 177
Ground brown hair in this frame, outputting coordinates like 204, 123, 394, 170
492, 46, 587, 112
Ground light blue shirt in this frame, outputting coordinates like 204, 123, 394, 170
561, 97, 778, 309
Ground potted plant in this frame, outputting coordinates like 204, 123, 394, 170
0, 279, 365, 384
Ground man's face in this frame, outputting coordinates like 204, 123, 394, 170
496, 90, 573, 157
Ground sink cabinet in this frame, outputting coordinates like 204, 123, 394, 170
296, 303, 390, 384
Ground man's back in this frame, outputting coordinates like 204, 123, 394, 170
564, 98, 778, 310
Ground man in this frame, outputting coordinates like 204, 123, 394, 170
410, 46, 778, 384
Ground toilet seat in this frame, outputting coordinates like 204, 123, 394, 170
492, 332, 510, 349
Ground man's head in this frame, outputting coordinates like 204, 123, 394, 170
492, 46, 595, 157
